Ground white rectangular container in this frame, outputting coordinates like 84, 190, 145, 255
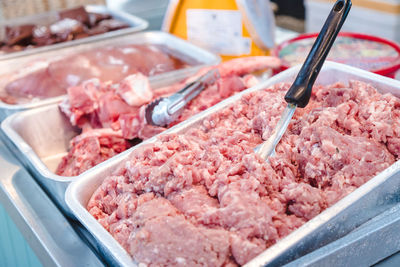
305, 0, 400, 42
65, 61, 400, 266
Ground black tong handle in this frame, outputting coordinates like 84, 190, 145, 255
284, 0, 352, 108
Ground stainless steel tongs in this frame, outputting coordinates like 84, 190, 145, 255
255, 0, 352, 160
145, 69, 220, 127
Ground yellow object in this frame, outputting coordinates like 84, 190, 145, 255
163, 0, 270, 61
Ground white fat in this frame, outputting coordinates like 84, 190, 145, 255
66, 74, 81, 86
50, 18, 80, 34
121, 47, 138, 54
148, 45, 160, 52
117, 74, 153, 106
59, 98, 76, 124
175, 257, 186, 264
108, 55, 124, 65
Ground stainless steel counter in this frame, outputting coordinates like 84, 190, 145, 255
0, 139, 104, 267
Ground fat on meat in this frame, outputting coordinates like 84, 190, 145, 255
88, 80, 400, 266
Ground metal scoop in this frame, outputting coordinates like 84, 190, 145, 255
255, 0, 352, 160
145, 69, 220, 127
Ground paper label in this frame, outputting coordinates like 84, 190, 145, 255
186, 9, 251, 56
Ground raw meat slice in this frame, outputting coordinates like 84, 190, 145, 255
3, 44, 194, 104
5, 68, 65, 98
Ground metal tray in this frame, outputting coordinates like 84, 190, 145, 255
0, 138, 104, 267
0, 5, 148, 60
65, 61, 400, 266
0, 31, 220, 120
286, 202, 400, 267
0, 73, 208, 217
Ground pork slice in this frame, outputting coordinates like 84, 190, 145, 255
48, 54, 101, 88
122, 44, 189, 76
5, 68, 65, 98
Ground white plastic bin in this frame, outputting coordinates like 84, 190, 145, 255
305, 0, 400, 42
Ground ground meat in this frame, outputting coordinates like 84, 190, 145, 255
55, 128, 132, 176
88, 79, 400, 265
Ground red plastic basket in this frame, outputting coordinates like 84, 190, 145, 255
274, 32, 400, 78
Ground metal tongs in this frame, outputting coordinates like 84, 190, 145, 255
255, 0, 352, 160
145, 69, 220, 127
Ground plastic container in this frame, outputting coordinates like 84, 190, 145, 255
274, 32, 400, 78
305, 0, 400, 43
66, 61, 400, 267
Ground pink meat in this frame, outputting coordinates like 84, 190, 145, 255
4, 44, 192, 104
48, 54, 101, 88
215, 56, 281, 77
115, 73, 153, 106
5, 68, 65, 98
56, 128, 132, 176
88, 80, 399, 266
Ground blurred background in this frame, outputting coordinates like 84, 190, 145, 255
1, 0, 399, 43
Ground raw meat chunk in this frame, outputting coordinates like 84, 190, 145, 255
56, 128, 132, 176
